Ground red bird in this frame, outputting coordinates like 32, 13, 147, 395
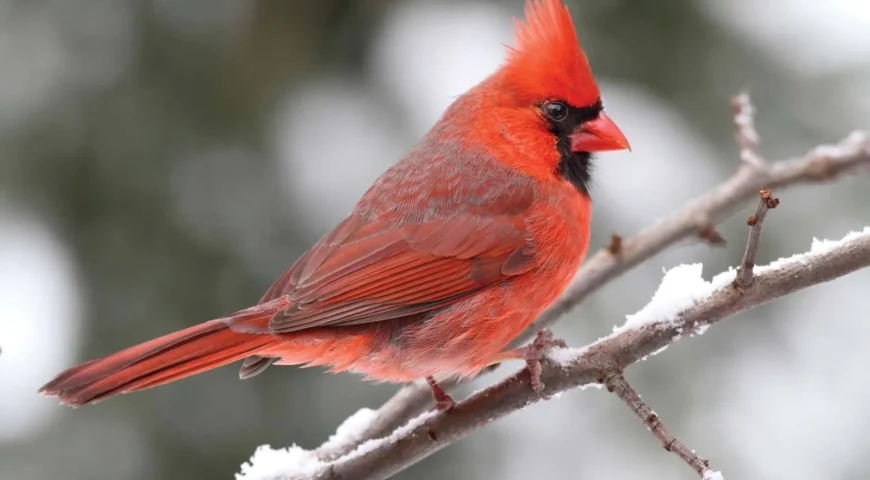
41, 0, 629, 409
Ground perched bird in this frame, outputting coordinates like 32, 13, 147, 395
41, 0, 629, 410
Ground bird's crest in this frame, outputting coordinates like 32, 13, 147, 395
499, 0, 600, 108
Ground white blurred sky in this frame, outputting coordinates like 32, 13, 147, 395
705, 0, 870, 74
0, 206, 82, 441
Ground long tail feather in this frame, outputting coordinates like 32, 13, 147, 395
39, 303, 280, 406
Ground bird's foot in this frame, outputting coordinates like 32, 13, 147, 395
522, 329, 567, 399
426, 376, 455, 412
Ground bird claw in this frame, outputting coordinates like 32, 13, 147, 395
531, 328, 567, 351
426, 376, 456, 412
435, 397, 456, 412
524, 329, 566, 400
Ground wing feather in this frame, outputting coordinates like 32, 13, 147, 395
259, 213, 534, 334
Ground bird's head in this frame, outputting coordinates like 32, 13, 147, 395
468, 0, 630, 193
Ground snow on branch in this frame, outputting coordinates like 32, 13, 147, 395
240, 227, 870, 480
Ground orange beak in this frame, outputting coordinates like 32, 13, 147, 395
570, 112, 631, 153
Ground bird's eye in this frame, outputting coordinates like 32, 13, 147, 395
544, 101, 568, 122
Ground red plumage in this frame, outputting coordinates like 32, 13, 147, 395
40, 0, 630, 407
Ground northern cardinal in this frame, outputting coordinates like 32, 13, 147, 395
41, 0, 629, 409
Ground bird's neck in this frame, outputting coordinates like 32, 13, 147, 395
555, 145, 592, 196
430, 89, 568, 187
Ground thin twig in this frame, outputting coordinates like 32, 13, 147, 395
309, 129, 870, 461
734, 188, 780, 287
602, 371, 715, 478
732, 91, 765, 167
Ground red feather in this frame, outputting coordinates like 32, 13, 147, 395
40, 0, 628, 406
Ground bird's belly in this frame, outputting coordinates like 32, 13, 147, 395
267, 254, 581, 382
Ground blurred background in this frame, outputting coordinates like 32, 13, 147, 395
1, 0, 869, 479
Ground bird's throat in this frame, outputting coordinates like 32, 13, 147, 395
555, 141, 592, 196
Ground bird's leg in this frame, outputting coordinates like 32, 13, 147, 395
489, 329, 567, 399
426, 376, 456, 411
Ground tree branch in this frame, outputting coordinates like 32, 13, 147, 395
239, 227, 870, 480
602, 372, 717, 479
609, 183, 774, 479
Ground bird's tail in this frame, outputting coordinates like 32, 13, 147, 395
39, 301, 283, 406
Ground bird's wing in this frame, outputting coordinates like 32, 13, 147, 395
257, 213, 535, 334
